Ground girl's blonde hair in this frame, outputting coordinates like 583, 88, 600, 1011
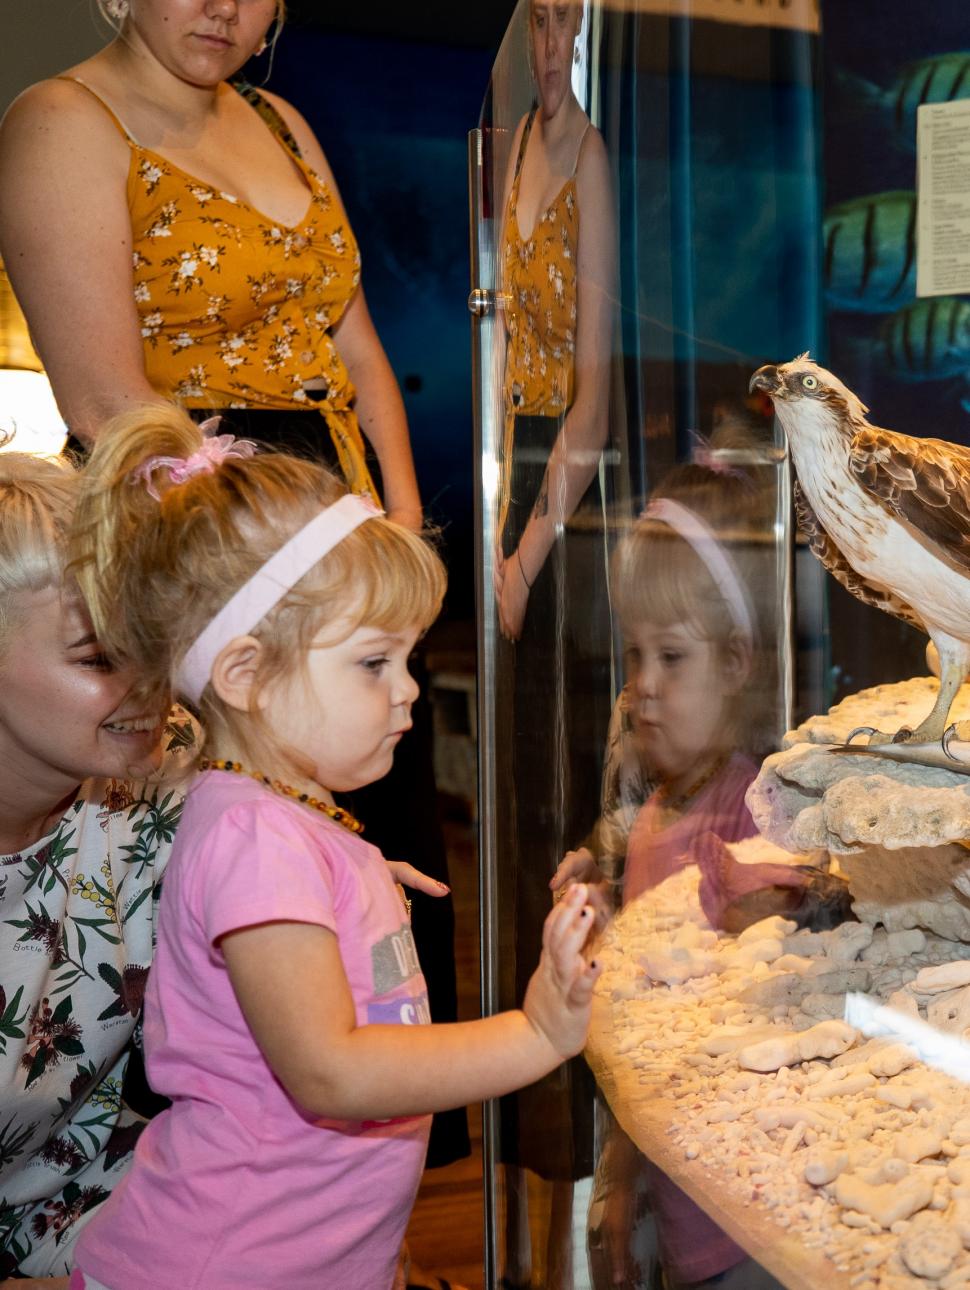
613, 463, 771, 649
0, 448, 78, 654
70, 404, 446, 772
612, 459, 779, 755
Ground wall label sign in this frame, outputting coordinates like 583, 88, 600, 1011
917, 100, 970, 299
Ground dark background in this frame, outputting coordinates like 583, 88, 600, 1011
254, 2, 518, 620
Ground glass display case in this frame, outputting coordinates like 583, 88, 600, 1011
470, 3, 970, 1289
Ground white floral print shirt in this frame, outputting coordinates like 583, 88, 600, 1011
0, 712, 197, 1277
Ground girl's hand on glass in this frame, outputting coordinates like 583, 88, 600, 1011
552, 848, 612, 932
524, 883, 601, 1060
551, 845, 604, 893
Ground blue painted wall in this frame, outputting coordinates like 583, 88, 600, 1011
263, 30, 494, 618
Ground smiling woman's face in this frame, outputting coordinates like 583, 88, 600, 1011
123, 0, 279, 86
0, 585, 165, 794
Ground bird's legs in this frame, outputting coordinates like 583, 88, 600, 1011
848, 633, 970, 748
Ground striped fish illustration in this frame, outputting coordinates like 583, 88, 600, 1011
823, 191, 916, 314
882, 296, 970, 381
838, 53, 970, 147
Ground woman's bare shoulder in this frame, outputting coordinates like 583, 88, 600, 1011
576, 119, 608, 172
1, 74, 125, 159
575, 121, 610, 197
255, 90, 318, 150
251, 88, 338, 183
498, 113, 531, 204
5, 75, 95, 124
512, 111, 530, 147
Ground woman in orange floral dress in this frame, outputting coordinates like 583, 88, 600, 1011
0, 0, 420, 529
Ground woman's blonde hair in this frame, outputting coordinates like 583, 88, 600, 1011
70, 404, 446, 772
0, 448, 79, 654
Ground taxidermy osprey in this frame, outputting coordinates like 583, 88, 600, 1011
750, 354, 970, 748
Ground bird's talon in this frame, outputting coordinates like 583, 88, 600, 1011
943, 725, 961, 761
846, 726, 877, 745
891, 726, 914, 744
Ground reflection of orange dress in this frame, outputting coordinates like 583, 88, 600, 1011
496, 109, 607, 1183
59, 78, 376, 499
499, 108, 583, 532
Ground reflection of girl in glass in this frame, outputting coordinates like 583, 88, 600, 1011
493, 2, 616, 1286
554, 461, 784, 1290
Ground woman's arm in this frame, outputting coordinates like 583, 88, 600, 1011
331, 289, 422, 530
267, 93, 422, 530
0, 80, 160, 441
220, 882, 598, 1120
499, 127, 617, 639
491, 115, 528, 612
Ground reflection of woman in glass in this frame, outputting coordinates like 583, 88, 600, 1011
495, 0, 614, 640
493, 1, 616, 1285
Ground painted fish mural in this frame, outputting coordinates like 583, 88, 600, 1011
840, 52, 970, 147
881, 297, 970, 382
823, 190, 916, 314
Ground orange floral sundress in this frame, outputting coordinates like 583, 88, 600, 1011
499, 108, 582, 532
62, 78, 376, 498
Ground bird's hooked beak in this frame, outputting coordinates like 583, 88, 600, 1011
749, 365, 781, 396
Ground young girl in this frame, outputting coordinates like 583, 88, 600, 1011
66, 406, 600, 1290
552, 461, 784, 1290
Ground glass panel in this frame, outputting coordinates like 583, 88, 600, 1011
472, 3, 821, 1288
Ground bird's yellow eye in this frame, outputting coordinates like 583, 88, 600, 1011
801, 374, 819, 390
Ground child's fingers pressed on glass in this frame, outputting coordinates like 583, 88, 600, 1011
545, 893, 598, 967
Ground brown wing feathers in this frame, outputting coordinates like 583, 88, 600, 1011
848, 427, 970, 572
793, 480, 925, 630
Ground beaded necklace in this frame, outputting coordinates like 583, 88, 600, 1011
654, 751, 730, 814
200, 758, 364, 834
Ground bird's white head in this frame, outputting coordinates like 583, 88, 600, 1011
749, 354, 869, 444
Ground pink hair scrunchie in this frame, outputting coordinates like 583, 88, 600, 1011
130, 423, 258, 501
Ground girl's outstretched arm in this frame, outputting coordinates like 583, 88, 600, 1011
220, 883, 600, 1120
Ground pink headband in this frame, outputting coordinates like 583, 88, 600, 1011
642, 498, 754, 645
177, 492, 383, 705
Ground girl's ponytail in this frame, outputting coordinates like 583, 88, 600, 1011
71, 403, 210, 675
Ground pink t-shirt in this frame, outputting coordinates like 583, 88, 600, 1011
623, 751, 758, 904
75, 770, 431, 1290
623, 751, 757, 1283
